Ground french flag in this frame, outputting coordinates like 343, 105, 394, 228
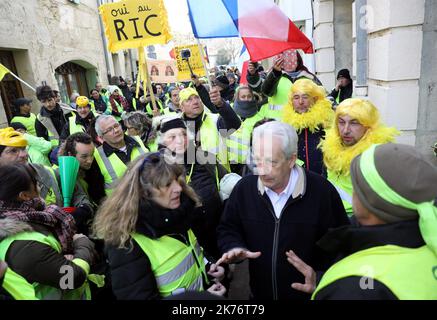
238, 45, 250, 85
187, 0, 313, 61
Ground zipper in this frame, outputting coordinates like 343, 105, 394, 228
260, 193, 302, 300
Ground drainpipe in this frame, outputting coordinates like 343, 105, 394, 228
96, 0, 112, 83
355, 0, 368, 97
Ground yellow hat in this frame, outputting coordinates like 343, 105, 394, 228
76, 96, 89, 108
179, 87, 199, 104
0, 127, 27, 147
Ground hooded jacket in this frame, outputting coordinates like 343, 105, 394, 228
0, 217, 95, 295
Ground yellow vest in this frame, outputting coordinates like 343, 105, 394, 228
327, 170, 353, 216
131, 229, 207, 297
259, 103, 283, 120
312, 245, 437, 300
267, 76, 293, 106
0, 231, 92, 300
11, 113, 37, 136
198, 112, 230, 172
227, 112, 264, 164
94, 136, 148, 194
36, 114, 60, 147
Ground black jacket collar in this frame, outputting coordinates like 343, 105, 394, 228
40, 104, 63, 117
317, 219, 425, 258
102, 135, 140, 158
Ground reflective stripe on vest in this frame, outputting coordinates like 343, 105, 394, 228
328, 170, 353, 216
0, 231, 91, 300
131, 229, 207, 297
312, 245, 437, 300
11, 114, 37, 136
259, 103, 283, 120
226, 112, 264, 164
199, 112, 230, 171
69, 115, 85, 135
36, 114, 60, 147
94, 136, 148, 193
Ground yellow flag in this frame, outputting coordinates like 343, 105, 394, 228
99, 0, 172, 52
0, 63, 10, 81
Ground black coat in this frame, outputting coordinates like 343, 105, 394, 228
297, 128, 326, 177
35, 105, 69, 141
314, 220, 425, 300
329, 82, 353, 104
185, 160, 228, 259
217, 165, 349, 300
106, 196, 215, 300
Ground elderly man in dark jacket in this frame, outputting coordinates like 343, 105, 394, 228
216, 121, 349, 300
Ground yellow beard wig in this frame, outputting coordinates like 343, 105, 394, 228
282, 78, 334, 133
319, 98, 400, 176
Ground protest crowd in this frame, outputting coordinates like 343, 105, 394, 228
0, 0, 436, 302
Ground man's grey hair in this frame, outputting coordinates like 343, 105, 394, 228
252, 121, 298, 159
95, 115, 117, 137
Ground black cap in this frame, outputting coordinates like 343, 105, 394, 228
13, 98, 32, 108
9, 122, 27, 132
215, 75, 230, 88
160, 118, 186, 133
337, 69, 351, 80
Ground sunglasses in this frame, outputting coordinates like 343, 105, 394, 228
139, 151, 164, 173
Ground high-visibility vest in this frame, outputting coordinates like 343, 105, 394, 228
259, 103, 283, 120
11, 113, 37, 136
198, 112, 230, 171
32, 164, 62, 206
94, 136, 148, 194
111, 100, 125, 121
131, 229, 208, 297
0, 231, 93, 300
145, 100, 174, 117
36, 114, 61, 147
327, 170, 353, 216
226, 112, 264, 164
132, 98, 137, 111
267, 76, 293, 106
312, 245, 437, 300
68, 114, 85, 135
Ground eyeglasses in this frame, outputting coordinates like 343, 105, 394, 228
101, 123, 121, 135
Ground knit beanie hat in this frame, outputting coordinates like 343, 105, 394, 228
159, 118, 186, 133
215, 75, 230, 89
337, 69, 351, 80
350, 143, 437, 254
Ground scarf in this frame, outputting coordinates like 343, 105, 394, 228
0, 198, 76, 253
136, 193, 199, 239
282, 98, 334, 133
320, 125, 400, 176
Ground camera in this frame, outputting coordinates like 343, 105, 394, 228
180, 49, 191, 60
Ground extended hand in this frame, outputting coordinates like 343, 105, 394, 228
273, 57, 284, 72
216, 248, 261, 265
286, 250, 316, 294
209, 87, 224, 107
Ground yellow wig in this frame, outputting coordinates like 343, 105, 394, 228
282, 79, 334, 133
319, 98, 400, 175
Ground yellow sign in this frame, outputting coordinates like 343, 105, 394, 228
99, 0, 172, 52
175, 44, 206, 81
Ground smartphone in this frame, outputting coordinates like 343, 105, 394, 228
282, 49, 298, 72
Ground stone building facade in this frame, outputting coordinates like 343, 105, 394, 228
0, 0, 135, 126
277, 0, 437, 163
